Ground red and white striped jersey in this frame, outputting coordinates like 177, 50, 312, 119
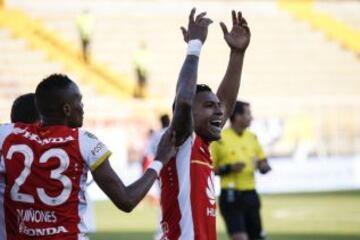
159, 134, 216, 240
0, 123, 111, 240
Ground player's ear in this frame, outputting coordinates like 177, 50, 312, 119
63, 103, 72, 117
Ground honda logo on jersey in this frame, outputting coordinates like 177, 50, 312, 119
206, 172, 216, 205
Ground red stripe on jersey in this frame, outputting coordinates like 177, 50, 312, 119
190, 136, 216, 240
159, 157, 181, 239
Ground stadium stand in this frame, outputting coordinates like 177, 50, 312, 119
1, 0, 360, 156
280, 0, 360, 54
315, 0, 360, 32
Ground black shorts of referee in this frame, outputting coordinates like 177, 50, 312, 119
219, 189, 266, 240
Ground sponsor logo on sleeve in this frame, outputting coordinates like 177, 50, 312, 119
91, 142, 106, 156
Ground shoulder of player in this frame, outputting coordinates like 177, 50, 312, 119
78, 129, 99, 140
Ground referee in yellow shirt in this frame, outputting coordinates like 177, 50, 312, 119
211, 101, 271, 240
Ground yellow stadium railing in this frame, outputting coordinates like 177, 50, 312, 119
278, 0, 360, 54
0, 8, 134, 98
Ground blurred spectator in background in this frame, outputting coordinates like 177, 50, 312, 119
133, 42, 150, 98
10, 93, 40, 124
143, 114, 170, 170
76, 9, 94, 62
211, 101, 271, 240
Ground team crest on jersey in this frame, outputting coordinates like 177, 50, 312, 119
206, 172, 216, 205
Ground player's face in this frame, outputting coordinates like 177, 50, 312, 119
65, 83, 84, 128
193, 91, 224, 142
232, 105, 252, 132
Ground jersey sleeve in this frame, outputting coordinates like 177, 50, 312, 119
79, 130, 112, 171
253, 134, 266, 160
0, 124, 14, 173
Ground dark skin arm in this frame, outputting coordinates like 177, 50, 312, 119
257, 158, 271, 174
171, 8, 213, 146
92, 130, 176, 213
216, 11, 251, 126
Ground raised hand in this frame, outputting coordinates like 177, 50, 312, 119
220, 10, 251, 52
180, 8, 213, 43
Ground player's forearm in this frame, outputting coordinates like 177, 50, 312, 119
123, 169, 158, 211
175, 55, 199, 105
172, 55, 199, 144
93, 160, 156, 213
217, 51, 245, 123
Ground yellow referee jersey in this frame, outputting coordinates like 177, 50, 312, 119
211, 128, 266, 190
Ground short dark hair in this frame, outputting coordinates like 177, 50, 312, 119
11, 93, 40, 123
230, 101, 250, 122
172, 84, 213, 111
160, 114, 170, 128
35, 74, 74, 116
196, 84, 212, 94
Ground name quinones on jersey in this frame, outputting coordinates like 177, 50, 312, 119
13, 127, 74, 145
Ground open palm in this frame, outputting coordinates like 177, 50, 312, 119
220, 11, 251, 52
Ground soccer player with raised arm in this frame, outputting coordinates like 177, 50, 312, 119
159, 8, 251, 240
0, 74, 176, 240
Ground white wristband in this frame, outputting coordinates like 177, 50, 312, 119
187, 39, 203, 56
149, 160, 163, 177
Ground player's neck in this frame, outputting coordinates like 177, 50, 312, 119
41, 117, 67, 127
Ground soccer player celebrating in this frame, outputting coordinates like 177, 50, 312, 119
0, 74, 176, 239
159, 9, 251, 240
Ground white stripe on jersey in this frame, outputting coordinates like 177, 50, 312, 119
176, 136, 194, 240
77, 166, 89, 236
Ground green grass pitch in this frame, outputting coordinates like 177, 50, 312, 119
90, 191, 360, 240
